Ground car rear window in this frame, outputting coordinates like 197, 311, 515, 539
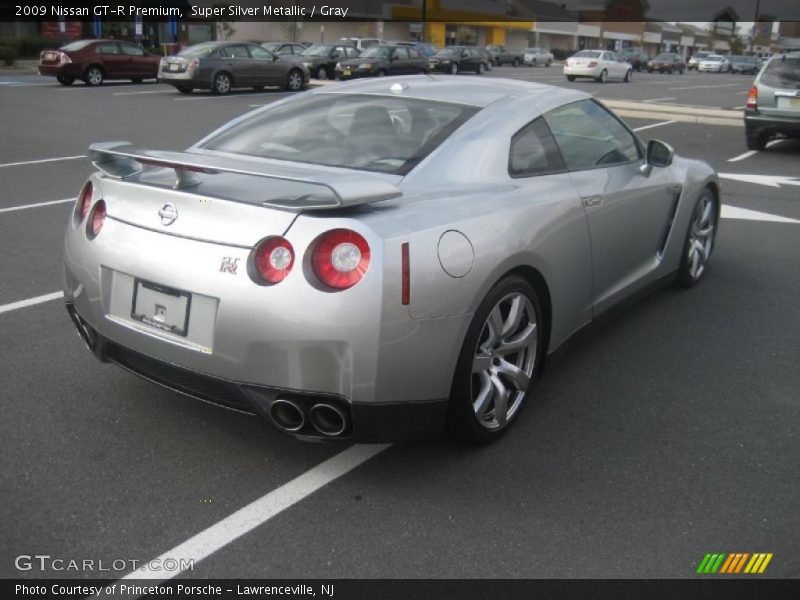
61, 40, 94, 52
201, 93, 479, 175
573, 51, 600, 58
179, 44, 219, 57
760, 58, 800, 89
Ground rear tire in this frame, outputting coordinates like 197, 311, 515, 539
176, 85, 193, 94
624, 69, 632, 82
377, 69, 387, 77
447, 275, 543, 444
596, 69, 607, 83
316, 66, 328, 80
450, 63, 458, 75
477, 62, 485, 75
745, 124, 768, 150
512, 57, 520, 67
131, 78, 143, 84
83, 66, 104, 86
212, 71, 232, 95
545, 59, 552, 67
566, 75, 575, 82
56, 75, 74, 86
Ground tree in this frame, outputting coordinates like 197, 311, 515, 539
213, 3, 236, 40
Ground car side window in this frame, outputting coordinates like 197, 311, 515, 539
221, 45, 250, 59
394, 47, 409, 59
345, 47, 359, 57
509, 117, 566, 177
248, 46, 273, 59
544, 100, 641, 171
408, 48, 421, 59
120, 44, 145, 57
96, 43, 120, 55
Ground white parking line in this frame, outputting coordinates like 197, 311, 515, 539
112, 90, 175, 96
728, 150, 758, 162
721, 205, 800, 224
0, 155, 86, 168
669, 83, 741, 91
632, 120, 676, 132
0, 198, 73, 213
0, 291, 63, 316
117, 443, 391, 582
642, 97, 677, 103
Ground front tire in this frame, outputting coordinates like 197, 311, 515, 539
512, 57, 520, 67
596, 69, 607, 83
450, 63, 458, 75
316, 66, 328, 80
624, 68, 632, 82
212, 72, 232, 95
448, 276, 543, 443
675, 189, 718, 288
545, 59, 552, 67
477, 62, 485, 75
285, 68, 304, 91
566, 75, 575, 82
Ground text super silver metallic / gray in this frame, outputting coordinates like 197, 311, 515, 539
63, 76, 720, 443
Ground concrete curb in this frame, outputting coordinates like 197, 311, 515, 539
601, 99, 743, 127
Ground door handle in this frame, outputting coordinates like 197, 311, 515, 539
582, 195, 602, 208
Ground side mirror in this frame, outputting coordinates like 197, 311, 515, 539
647, 139, 674, 167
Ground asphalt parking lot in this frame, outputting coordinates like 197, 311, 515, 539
1, 67, 798, 580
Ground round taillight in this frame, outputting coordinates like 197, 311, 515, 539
76, 181, 93, 221
311, 229, 370, 290
89, 200, 106, 237
254, 236, 295, 283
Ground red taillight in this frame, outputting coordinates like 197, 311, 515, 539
89, 200, 106, 237
746, 85, 758, 109
588, 61, 598, 68
254, 236, 295, 284
401, 242, 410, 305
76, 181, 93, 221
188, 57, 199, 71
311, 229, 370, 290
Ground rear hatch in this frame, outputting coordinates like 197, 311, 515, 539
89, 142, 402, 247
756, 57, 800, 117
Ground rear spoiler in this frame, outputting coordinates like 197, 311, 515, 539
88, 142, 402, 211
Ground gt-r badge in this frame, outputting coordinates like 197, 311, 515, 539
220, 257, 239, 274
158, 203, 178, 226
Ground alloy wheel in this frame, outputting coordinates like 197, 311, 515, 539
687, 193, 716, 280
470, 292, 538, 430
86, 68, 103, 86
215, 73, 231, 94
287, 70, 303, 91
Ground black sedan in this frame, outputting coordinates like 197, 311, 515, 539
158, 42, 309, 94
729, 55, 759, 75
261, 42, 308, 57
428, 46, 489, 75
289, 43, 360, 80
335, 45, 429, 79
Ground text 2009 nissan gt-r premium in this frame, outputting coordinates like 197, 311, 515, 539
64, 77, 720, 443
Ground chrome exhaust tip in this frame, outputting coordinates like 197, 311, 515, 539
269, 399, 305, 432
308, 403, 347, 437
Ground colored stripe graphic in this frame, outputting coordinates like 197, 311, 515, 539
700, 552, 773, 574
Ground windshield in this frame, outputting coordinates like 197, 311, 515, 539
61, 40, 94, 52
573, 51, 600, 58
302, 45, 334, 57
654, 54, 674, 60
261, 43, 280, 51
761, 57, 800, 89
435, 48, 457, 56
201, 93, 478, 175
705, 56, 722, 62
692, 53, 709, 59
179, 44, 219, 57
360, 46, 391, 59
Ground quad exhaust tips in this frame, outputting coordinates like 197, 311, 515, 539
308, 403, 347, 437
269, 399, 305, 432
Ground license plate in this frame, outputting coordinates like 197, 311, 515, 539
789, 98, 800, 108
168, 63, 180, 72
343, 68, 351, 75
131, 280, 191, 337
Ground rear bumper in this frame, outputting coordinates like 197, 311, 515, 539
563, 66, 600, 78
38, 64, 82, 77
744, 111, 800, 137
66, 303, 448, 442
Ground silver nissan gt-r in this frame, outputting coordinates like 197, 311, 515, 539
63, 76, 720, 443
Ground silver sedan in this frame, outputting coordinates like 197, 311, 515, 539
63, 76, 719, 443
